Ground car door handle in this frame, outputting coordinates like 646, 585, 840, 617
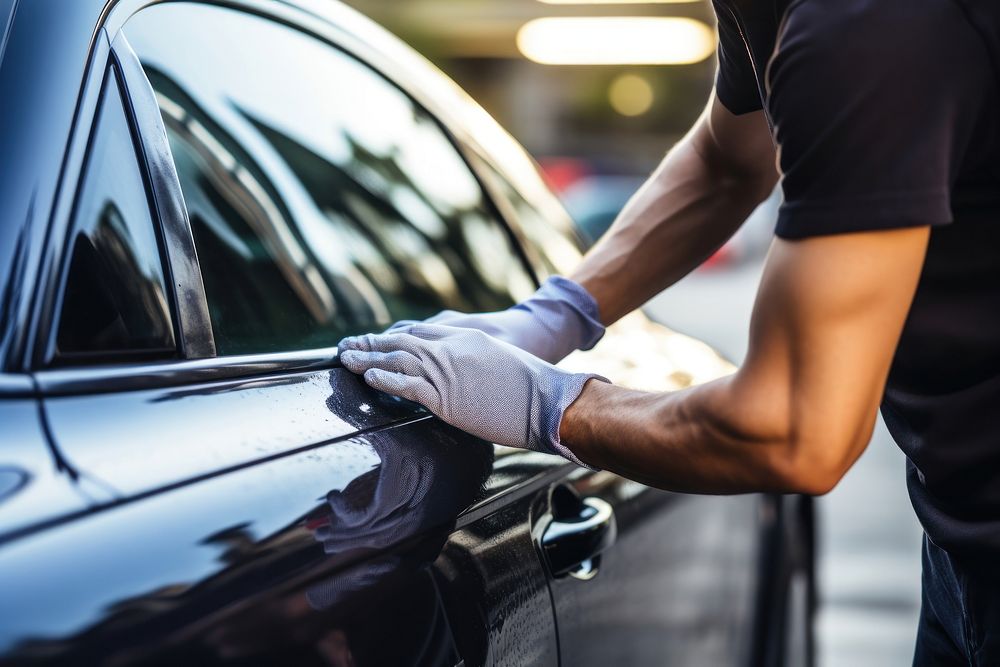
540, 489, 617, 580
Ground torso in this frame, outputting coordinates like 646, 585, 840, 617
713, 0, 1000, 567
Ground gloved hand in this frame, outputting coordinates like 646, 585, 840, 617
338, 324, 608, 467
388, 276, 605, 364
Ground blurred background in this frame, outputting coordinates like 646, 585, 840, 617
342, 1, 924, 665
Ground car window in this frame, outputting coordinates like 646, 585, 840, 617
124, 5, 536, 356
479, 160, 586, 279
54, 68, 176, 363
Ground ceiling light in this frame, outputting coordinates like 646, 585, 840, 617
609, 73, 655, 116
517, 17, 716, 66
539, 0, 700, 4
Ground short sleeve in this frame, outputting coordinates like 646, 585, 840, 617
769, 1, 985, 239
713, 0, 764, 115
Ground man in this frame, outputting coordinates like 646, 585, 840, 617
339, 1, 1000, 662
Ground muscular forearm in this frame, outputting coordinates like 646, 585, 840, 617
562, 228, 929, 496
572, 119, 777, 325
560, 377, 788, 494
560, 374, 845, 496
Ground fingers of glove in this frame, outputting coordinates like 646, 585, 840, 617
424, 310, 464, 325
405, 323, 479, 342
384, 309, 466, 334
338, 332, 425, 354
362, 369, 436, 407
384, 320, 421, 334
339, 350, 422, 376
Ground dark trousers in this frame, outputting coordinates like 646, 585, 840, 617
914, 536, 1000, 666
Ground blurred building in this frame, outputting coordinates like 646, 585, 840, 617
342, 0, 718, 178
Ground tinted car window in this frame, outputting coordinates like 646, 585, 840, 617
55, 69, 175, 361
125, 5, 536, 356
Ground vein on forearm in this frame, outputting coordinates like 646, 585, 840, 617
563, 376, 796, 495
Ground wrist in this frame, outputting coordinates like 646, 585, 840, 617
536, 276, 606, 354
552, 375, 608, 468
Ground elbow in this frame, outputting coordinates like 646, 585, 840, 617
786, 463, 843, 497
769, 432, 867, 497
715, 374, 874, 496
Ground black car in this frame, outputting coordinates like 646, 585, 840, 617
0, 1, 814, 665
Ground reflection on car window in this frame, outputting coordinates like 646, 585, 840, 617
125, 5, 536, 356
55, 69, 175, 362
480, 161, 585, 279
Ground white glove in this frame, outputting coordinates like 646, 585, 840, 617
338, 324, 608, 467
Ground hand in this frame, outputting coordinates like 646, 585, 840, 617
387, 276, 605, 364
338, 324, 608, 466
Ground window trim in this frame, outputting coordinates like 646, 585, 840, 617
33, 345, 341, 397
111, 32, 215, 359
0, 373, 34, 398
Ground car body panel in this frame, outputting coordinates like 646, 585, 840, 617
437, 492, 560, 667
548, 474, 762, 665
0, 398, 96, 543
0, 419, 503, 665
41, 367, 426, 499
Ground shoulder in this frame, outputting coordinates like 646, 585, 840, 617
770, 0, 990, 236
778, 0, 975, 65
769, 0, 986, 110
783, 0, 960, 35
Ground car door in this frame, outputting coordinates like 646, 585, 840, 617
0, 5, 567, 665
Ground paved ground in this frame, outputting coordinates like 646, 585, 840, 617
644, 258, 924, 667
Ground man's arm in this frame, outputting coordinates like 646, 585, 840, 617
573, 92, 778, 325
336, 226, 929, 495
562, 226, 930, 495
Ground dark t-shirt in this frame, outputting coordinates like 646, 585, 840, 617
712, 0, 1000, 567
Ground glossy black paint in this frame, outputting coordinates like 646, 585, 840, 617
437, 493, 559, 667
0, 400, 93, 543
0, 419, 495, 665
44, 366, 431, 500
549, 475, 764, 665
0, 1, 814, 665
